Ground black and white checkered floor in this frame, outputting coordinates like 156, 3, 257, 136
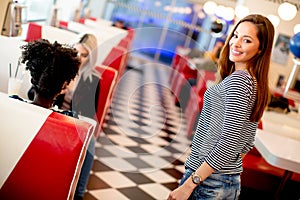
83, 56, 192, 200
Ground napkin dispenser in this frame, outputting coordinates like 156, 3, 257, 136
1, 0, 26, 37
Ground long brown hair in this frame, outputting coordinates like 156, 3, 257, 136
218, 14, 275, 122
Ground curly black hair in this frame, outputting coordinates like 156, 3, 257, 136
20, 39, 81, 99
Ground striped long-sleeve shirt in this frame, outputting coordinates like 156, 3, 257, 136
185, 70, 258, 174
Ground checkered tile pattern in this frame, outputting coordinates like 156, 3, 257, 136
83, 56, 192, 200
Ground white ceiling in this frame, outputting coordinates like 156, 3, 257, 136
186, 0, 300, 10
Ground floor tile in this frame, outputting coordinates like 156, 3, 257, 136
91, 159, 113, 172
140, 144, 172, 156
95, 147, 115, 157
162, 182, 180, 191
107, 135, 138, 146
118, 187, 155, 200
139, 155, 173, 169
124, 157, 153, 169
95, 171, 136, 188
121, 172, 154, 185
103, 145, 137, 158
142, 169, 177, 183
89, 188, 130, 200
86, 174, 111, 190
99, 157, 137, 172
138, 183, 171, 200
162, 168, 184, 179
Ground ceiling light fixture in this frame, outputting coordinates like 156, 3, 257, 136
235, 5, 249, 19
278, 2, 297, 21
267, 14, 280, 28
203, 1, 217, 15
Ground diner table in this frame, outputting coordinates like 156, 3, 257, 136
255, 110, 300, 199
84, 18, 113, 28
41, 24, 78, 44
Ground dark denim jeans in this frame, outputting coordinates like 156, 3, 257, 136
74, 136, 95, 198
180, 168, 241, 200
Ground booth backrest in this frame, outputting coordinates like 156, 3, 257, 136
94, 65, 118, 136
102, 46, 127, 76
25, 23, 42, 42
168, 54, 182, 83
0, 93, 94, 199
196, 71, 216, 96
58, 20, 69, 29
126, 28, 135, 40
118, 38, 131, 50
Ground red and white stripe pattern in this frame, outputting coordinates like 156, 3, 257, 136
0, 93, 94, 199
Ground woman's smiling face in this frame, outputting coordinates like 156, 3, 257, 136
229, 21, 261, 70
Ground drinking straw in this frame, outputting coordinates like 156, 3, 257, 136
15, 61, 20, 78
9, 63, 12, 78
20, 68, 26, 81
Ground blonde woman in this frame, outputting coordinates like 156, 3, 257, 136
59, 33, 100, 118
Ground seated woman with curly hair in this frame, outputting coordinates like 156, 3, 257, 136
24, 35, 99, 199
10, 39, 83, 196
11, 39, 80, 115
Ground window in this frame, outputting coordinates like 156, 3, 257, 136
18, 0, 54, 22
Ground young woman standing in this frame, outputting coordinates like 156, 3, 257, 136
168, 14, 275, 200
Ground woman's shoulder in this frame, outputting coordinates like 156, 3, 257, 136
51, 106, 79, 118
224, 70, 255, 91
227, 70, 253, 83
92, 73, 101, 81
9, 94, 26, 102
9, 95, 78, 118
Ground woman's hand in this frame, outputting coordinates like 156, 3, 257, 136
167, 179, 194, 200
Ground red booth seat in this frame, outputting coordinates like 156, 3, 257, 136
126, 28, 135, 41
184, 70, 216, 137
168, 53, 182, 84
88, 17, 97, 21
0, 94, 94, 199
170, 56, 198, 104
168, 46, 190, 84
25, 23, 42, 42
102, 46, 127, 79
58, 20, 69, 29
94, 65, 118, 136
118, 37, 132, 50
78, 18, 85, 24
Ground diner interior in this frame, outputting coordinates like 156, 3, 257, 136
0, 0, 300, 199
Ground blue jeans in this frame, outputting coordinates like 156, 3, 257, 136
180, 168, 241, 200
74, 136, 95, 198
